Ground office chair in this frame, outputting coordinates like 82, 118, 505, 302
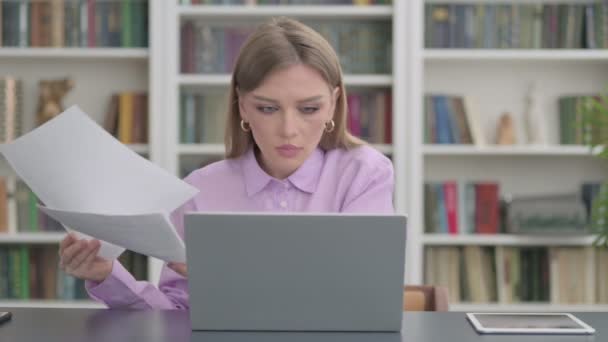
403, 285, 449, 311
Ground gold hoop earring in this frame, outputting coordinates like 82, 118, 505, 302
325, 120, 335, 133
240, 120, 251, 132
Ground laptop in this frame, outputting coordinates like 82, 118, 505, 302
184, 213, 407, 332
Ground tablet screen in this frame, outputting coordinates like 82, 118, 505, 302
475, 314, 583, 330
467, 313, 595, 335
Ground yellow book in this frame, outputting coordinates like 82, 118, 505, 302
119, 93, 134, 144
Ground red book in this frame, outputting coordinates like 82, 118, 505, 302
443, 181, 459, 234
475, 183, 499, 234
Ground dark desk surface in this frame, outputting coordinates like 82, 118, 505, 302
0, 308, 604, 342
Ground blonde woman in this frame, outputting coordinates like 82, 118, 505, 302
58, 17, 394, 310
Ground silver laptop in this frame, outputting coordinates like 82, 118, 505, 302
184, 213, 407, 332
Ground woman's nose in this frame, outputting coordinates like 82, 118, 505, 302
280, 112, 298, 138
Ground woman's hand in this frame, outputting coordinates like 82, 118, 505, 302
168, 262, 188, 277
59, 233, 113, 283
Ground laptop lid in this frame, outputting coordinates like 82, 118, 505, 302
185, 213, 407, 332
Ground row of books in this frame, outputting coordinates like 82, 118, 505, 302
179, 0, 391, 4
181, 21, 391, 74
426, 246, 604, 304
346, 90, 391, 144
0, 245, 147, 300
424, 181, 499, 235
0, 77, 23, 143
0, 178, 63, 233
423, 95, 482, 145
425, 181, 596, 235
426, 3, 608, 49
1, 0, 148, 48
180, 92, 226, 144
559, 95, 608, 145
103, 92, 149, 144
179, 90, 392, 144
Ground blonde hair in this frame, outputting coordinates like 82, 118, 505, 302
225, 17, 364, 159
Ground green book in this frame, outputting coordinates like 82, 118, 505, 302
121, 0, 132, 47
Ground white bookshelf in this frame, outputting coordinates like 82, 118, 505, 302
178, 5, 393, 19
424, 49, 608, 62
423, 234, 599, 247
162, 0, 412, 286
416, 0, 608, 311
178, 74, 393, 87
2, 0, 605, 311
0, 48, 149, 59
423, 145, 596, 156
0, 0, 162, 308
0, 233, 66, 244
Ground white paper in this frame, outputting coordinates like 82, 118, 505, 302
39, 205, 186, 263
0, 105, 198, 213
0, 105, 199, 259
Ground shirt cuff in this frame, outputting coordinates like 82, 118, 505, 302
85, 260, 140, 307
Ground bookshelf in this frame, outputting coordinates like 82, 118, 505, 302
418, 0, 608, 311
1, 0, 606, 312
0, 0, 158, 308
162, 0, 412, 296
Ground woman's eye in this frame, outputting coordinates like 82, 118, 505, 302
256, 106, 277, 114
300, 107, 319, 114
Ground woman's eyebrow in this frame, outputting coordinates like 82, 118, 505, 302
251, 95, 323, 103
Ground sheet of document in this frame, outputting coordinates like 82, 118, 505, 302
39, 206, 186, 263
0, 105, 198, 259
0, 105, 198, 213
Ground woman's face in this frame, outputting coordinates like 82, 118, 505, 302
239, 64, 339, 179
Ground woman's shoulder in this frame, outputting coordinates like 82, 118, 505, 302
326, 144, 393, 172
182, 158, 241, 187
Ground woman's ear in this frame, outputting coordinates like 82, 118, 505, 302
329, 86, 340, 119
332, 86, 340, 101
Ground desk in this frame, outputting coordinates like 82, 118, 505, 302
0, 308, 604, 342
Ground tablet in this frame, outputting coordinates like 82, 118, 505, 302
466, 313, 595, 335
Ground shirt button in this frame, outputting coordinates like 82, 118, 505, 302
279, 201, 287, 208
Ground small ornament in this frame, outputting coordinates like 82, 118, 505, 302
496, 112, 516, 145
36, 78, 74, 126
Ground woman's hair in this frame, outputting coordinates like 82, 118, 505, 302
225, 17, 364, 158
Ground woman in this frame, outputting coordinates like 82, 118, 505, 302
58, 17, 394, 309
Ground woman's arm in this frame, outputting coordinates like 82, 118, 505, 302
85, 260, 189, 309
85, 196, 196, 310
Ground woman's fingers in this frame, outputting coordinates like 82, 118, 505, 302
60, 239, 87, 268
58, 233, 76, 256
72, 242, 101, 274
168, 262, 188, 277
67, 240, 98, 272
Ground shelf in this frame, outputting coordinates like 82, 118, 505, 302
372, 144, 393, 155
179, 144, 225, 155
0, 300, 104, 309
178, 144, 392, 156
128, 144, 150, 154
424, 49, 608, 62
450, 303, 608, 312
0, 233, 66, 244
423, 234, 598, 247
423, 145, 596, 156
178, 5, 393, 19
0, 48, 149, 59
179, 74, 392, 87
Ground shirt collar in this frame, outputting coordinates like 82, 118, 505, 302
241, 147, 325, 197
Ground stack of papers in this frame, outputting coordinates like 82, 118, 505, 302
0, 106, 198, 262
